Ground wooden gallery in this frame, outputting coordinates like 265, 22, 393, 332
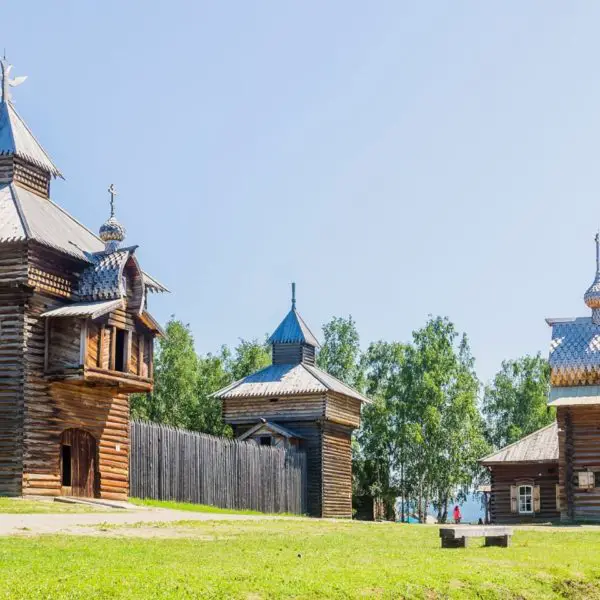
481, 234, 600, 523
0, 59, 167, 500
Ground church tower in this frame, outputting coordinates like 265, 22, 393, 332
215, 285, 370, 518
0, 59, 167, 499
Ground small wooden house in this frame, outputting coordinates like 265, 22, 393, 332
480, 423, 560, 523
215, 286, 371, 518
0, 59, 167, 500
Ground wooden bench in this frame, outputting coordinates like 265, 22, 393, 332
439, 526, 513, 548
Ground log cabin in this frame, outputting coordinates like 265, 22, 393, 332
214, 285, 371, 518
483, 233, 600, 523
0, 59, 167, 500
480, 423, 560, 523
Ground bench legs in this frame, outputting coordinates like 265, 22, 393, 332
484, 535, 510, 548
441, 537, 468, 548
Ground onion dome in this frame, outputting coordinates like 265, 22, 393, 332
99, 216, 126, 244
99, 184, 126, 252
584, 233, 600, 324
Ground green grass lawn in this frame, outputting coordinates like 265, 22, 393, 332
0, 498, 103, 514
2, 520, 600, 598
129, 497, 302, 516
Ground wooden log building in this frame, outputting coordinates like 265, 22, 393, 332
480, 423, 560, 523
483, 233, 600, 522
0, 59, 167, 500
214, 285, 371, 518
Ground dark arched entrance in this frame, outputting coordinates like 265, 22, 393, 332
60, 429, 97, 497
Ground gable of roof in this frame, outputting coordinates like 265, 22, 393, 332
480, 422, 558, 465
237, 421, 304, 441
0, 182, 104, 260
77, 246, 138, 301
0, 101, 62, 178
214, 362, 370, 403
268, 308, 320, 348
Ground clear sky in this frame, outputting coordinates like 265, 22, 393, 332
4, 2, 600, 383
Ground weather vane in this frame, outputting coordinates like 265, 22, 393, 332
108, 184, 117, 218
0, 57, 27, 104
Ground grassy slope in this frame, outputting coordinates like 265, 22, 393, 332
129, 497, 303, 517
0, 498, 101, 514
1, 520, 600, 598
129, 497, 266, 514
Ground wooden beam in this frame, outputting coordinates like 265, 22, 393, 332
109, 326, 116, 371
79, 319, 88, 367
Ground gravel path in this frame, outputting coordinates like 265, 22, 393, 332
0, 508, 286, 536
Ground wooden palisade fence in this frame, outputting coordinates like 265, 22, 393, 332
130, 421, 308, 515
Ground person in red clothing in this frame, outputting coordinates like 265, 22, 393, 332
453, 504, 462, 524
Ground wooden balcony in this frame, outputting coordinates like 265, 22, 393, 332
45, 365, 153, 393
44, 317, 154, 393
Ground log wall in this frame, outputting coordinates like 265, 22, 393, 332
557, 405, 600, 522
488, 463, 559, 524
21, 290, 130, 499
225, 392, 360, 518
321, 421, 353, 518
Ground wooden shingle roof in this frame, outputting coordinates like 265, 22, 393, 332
0, 100, 62, 178
480, 422, 558, 465
214, 362, 370, 403
268, 308, 320, 348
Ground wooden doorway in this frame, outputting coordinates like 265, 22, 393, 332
60, 429, 97, 497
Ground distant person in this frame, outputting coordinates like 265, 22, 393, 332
453, 505, 462, 524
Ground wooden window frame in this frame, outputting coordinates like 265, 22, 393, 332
517, 484, 534, 515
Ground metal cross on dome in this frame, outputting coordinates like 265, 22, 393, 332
108, 184, 117, 218
0, 57, 27, 104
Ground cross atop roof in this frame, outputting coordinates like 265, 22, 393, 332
108, 184, 117, 218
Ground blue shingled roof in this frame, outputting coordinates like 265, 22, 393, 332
268, 308, 320, 348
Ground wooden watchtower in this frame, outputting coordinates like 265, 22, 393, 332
215, 285, 370, 518
0, 59, 167, 499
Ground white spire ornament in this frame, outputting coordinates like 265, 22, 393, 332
0, 57, 27, 104
584, 232, 600, 325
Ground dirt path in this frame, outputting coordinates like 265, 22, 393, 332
0, 508, 291, 537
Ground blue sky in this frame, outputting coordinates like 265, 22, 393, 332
4, 2, 600, 383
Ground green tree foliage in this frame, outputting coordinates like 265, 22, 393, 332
317, 316, 363, 387
482, 354, 553, 449
131, 319, 199, 428
131, 319, 270, 437
355, 341, 408, 518
225, 338, 270, 380
401, 317, 488, 522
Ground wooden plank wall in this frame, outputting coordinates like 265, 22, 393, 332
0, 287, 26, 495
0, 244, 29, 495
321, 422, 353, 518
223, 394, 326, 425
21, 290, 130, 500
488, 463, 559, 524
47, 318, 82, 371
130, 421, 307, 514
557, 405, 600, 521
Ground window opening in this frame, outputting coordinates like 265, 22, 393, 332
259, 436, 272, 447
61, 445, 72, 487
595, 472, 600, 488
518, 485, 533, 514
115, 329, 127, 372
